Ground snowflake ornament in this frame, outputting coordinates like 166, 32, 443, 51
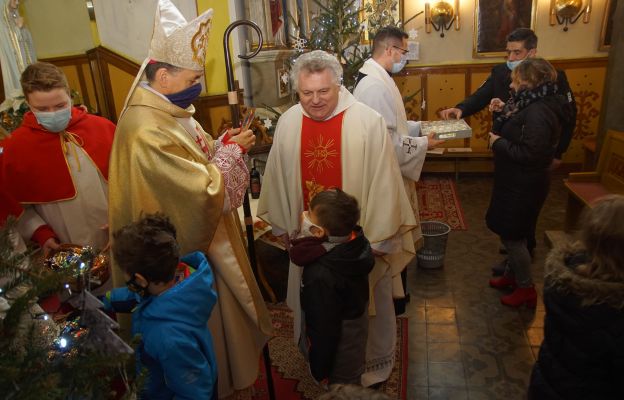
408, 28, 418, 40
293, 37, 307, 52
263, 118, 273, 129
281, 72, 289, 85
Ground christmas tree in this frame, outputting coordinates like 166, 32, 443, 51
300, 0, 403, 90
0, 218, 136, 399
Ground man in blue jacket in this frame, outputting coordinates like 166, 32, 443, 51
103, 213, 217, 399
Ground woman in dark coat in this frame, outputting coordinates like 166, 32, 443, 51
529, 195, 624, 399
486, 58, 570, 307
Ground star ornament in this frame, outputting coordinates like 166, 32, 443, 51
262, 118, 273, 129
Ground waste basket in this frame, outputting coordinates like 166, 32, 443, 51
416, 221, 451, 269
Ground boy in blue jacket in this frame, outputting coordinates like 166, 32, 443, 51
103, 213, 217, 399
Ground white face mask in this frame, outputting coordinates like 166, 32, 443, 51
298, 211, 324, 238
391, 54, 408, 74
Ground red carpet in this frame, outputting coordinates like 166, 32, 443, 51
235, 304, 408, 400
417, 177, 467, 230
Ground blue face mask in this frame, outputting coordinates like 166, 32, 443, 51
33, 106, 72, 133
506, 59, 524, 71
165, 82, 202, 109
391, 54, 408, 74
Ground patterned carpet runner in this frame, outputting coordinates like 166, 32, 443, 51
417, 177, 467, 230
227, 304, 408, 400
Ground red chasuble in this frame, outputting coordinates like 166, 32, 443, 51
300, 112, 345, 209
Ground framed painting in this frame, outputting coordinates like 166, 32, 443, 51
473, 0, 537, 57
599, 0, 618, 51
360, 0, 404, 43
245, 0, 288, 49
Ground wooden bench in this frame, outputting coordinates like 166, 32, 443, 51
424, 149, 493, 180
563, 129, 624, 231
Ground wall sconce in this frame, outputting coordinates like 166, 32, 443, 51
549, 0, 591, 31
425, 0, 460, 37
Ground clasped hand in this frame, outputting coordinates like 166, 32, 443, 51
227, 128, 255, 151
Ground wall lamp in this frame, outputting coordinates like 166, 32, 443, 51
549, 0, 591, 31
425, 0, 460, 38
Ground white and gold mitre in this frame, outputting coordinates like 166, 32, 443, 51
149, 0, 213, 71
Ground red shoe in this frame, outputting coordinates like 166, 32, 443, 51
489, 275, 516, 289
500, 286, 537, 308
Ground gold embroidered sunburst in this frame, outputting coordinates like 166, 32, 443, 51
306, 180, 325, 203
304, 136, 338, 173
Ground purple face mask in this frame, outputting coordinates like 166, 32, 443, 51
165, 82, 202, 109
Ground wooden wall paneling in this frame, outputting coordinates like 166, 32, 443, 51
402, 58, 608, 164
425, 72, 466, 148
107, 65, 137, 119
561, 66, 607, 164
193, 88, 243, 138
467, 70, 492, 150
41, 54, 96, 113
81, 64, 97, 114
394, 72, 424, 122
86, 46, 140, 122
208, 105, 232, 136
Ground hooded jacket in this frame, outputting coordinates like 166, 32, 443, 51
104, 252, 218, 400
290, 227, 375, 381
529, 245, 624, 399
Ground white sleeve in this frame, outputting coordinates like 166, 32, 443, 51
16, 206, 47, 241
357, 82, 427, 181
407, 120, 421, 137
394, 135, 428, 182
356, 82, 399, 135
369, 233, 402, 254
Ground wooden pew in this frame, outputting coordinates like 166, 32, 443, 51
564, 129, 624, 231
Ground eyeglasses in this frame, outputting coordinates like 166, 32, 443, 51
392, 45, 409, 55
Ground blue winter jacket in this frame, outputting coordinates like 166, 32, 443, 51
104, 252, 218, 399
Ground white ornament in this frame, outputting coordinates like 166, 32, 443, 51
281, 72, 289, 85
294, 37, 307, 52
408, 28, 418, 40
263, 118, 273, 129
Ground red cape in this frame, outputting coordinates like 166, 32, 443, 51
0, 107, 115, 210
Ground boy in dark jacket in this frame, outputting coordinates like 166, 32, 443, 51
103, 213, 218, 400
289, 189, 375, 385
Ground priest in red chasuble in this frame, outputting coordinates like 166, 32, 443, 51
0, 62, 115, 254
257, 50, 417, 386
108, 0, 272, 397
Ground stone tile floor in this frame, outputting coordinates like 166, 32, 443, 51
404, 173, 567, 399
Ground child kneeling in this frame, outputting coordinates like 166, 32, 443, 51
104, 213, 218, 399
290, 189, 375, 385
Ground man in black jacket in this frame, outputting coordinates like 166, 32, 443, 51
441, 28, 577, 167
441, 28, 577, 271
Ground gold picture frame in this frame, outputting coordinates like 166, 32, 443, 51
473, 0, 537, 57
360, 0, 404, 43
599, 0, 617, 51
